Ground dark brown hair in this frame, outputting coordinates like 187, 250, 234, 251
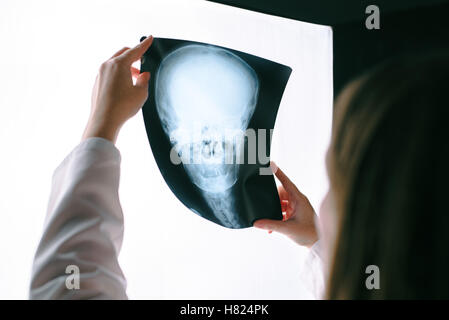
327, 51, 449, 299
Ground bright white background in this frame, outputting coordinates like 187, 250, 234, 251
0, 0, 332, 299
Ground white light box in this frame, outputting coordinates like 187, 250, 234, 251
0, 0, 332, 299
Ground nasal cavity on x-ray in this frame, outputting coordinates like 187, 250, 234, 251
155, 44, 259, 194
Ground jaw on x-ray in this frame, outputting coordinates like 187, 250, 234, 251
141, 37, 291, 229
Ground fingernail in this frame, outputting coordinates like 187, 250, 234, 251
270, 161, 278, 174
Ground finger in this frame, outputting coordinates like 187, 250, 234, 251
135, 71, 151, 88
278, 185, 289, 201
281, 202, 295, 221
281, 200, 288, 212
284, 205, 295, 220
131, 67, 141, 78
121, 35, 153, 63
253, 219, 292, 235
110, 47, 130, 60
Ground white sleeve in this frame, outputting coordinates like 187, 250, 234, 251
299, 241, 325, 299
29, 137, 127, 300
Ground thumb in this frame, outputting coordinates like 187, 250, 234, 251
271, 161, 302, 197
135, 71, 151, 88
253, 218, 291, 235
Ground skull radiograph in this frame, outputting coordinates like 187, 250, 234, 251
155, 45, 259, 192
154, 44, 259, 227
141, 37, 291, 229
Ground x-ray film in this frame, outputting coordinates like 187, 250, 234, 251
140, 37, 292, 229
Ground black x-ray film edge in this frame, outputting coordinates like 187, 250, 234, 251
140, 37, 292, 229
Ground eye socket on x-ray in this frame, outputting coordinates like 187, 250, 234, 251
155, 44, 260, 194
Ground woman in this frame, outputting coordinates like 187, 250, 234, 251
256, 50, 449, 299
30, 35, 449, 299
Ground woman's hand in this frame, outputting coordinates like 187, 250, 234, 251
82, 36, 154, 143
253, 162, 319, 248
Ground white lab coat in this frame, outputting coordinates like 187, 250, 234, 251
30, 138, 127, 299
29, 137, 324, 300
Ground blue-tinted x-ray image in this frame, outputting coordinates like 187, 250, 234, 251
140, 37, 292, 229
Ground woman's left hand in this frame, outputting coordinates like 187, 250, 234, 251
253, 162, 319, 248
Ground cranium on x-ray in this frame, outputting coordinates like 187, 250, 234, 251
142, 37, 291, 228
155, 44, 259, 227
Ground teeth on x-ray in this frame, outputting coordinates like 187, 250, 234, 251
155, 44, 259, 227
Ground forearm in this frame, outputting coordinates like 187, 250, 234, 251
30, 138, 127, 299
82, 112, 122, 144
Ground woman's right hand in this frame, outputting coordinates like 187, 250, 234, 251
82, 36, 154, 144
253, 162, 319, 248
